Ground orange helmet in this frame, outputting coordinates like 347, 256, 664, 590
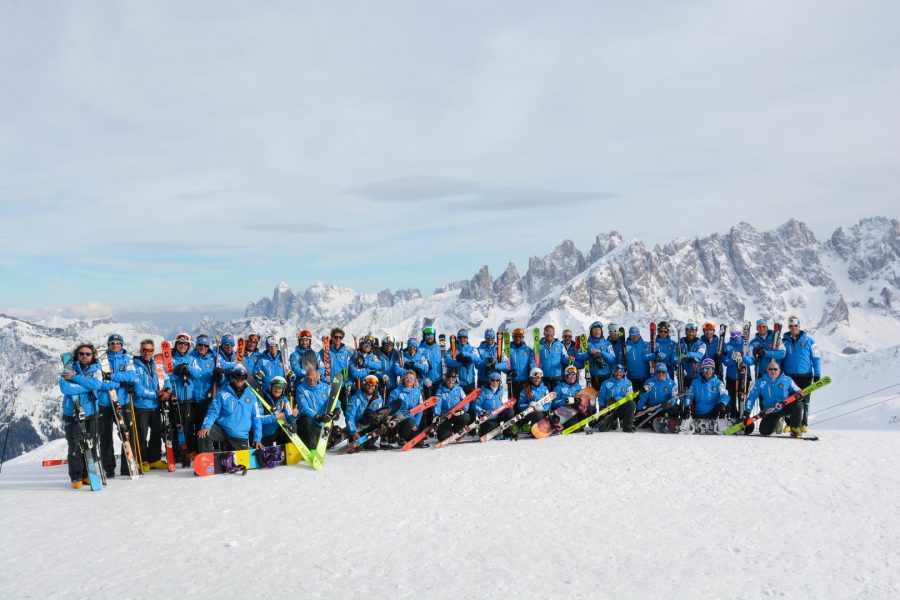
298, 330, 312, 340
702, 321, 715, 331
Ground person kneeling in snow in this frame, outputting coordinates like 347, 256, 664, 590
198, 364, 262, 452
742, 360, 803, 437
683, 358, 729, 421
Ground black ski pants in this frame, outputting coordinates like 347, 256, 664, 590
758, 400, 803, 436
786, 374, 814, 426
97, 406, 116, 474
589, 374, 610, 391
199, 423, 249, 452
477, 407, 515, 437
296, 416, 323, 450
134, 409, 162, 463
64, 416, 97, 482
436, 413, 472, 442
592, 400, 636, 432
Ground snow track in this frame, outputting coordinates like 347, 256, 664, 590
1, 432, 898, 599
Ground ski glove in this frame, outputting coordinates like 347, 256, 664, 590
424, 378, 433, 389
213, 367, 224, 379
404, 361, 414, 369
174, 363, 190, 378
102, 371, 111, 381
381, 375, 390, 385
716, 404, 727, 418
731, 352, 741, 362
656, 351, 666, 361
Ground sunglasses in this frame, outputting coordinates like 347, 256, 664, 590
176, 341, 189, 345
141, 348, 154, 353
108, 341, 122, 346
767, 368, 780, 372
78, 351, 93, 357
333, 335, 344, 339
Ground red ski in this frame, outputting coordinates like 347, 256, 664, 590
402, 389, 481, 451
153, 354, 177, 471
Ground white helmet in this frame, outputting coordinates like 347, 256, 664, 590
529, 368, 543, 378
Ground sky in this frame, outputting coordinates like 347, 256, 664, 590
1, 0, 898, 320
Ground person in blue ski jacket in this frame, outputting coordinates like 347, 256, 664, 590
653, 321, 679, 377
624, 326, 654, 388
590, 364, 636, 433
255, 337, 288, 391
536, 324, 569, 392
507, 328, 536, 400
290, 330, 324, 383
377, 336, 402, 395
98, 333, 138, 477
199, 364, 262, 451
748, 320, 786, 380
387, 371, 427, 446
293, 368, 339, 450
678, 323, 707, 388
742, 360, 804, 436
561, 329, 579, 367
60, 343, 118, 487
637, 364, 680, 424
214, 334, 239, 385
349, 335, 385, 390
683, 358, 729, 419
345, 375, 384, 438
434, 371, 472, 441
576, 321, 616, 391
781, 316, 822, 431
552, 366, 582, 410
473, 371, 514, 437
606, 323, 626, 371
319, 328, 354, 408
475, 329, 509, 386
255, 376, 294, 446
131, 339, 173, 470
700, 322, 723, 379
189, 335, 217, 433
445, 329, 480, 393
722, 330, 755, 418
417, 326, 443, 396
396, 338, 430, 381
241, 332, 262, 375
515, 368, 552, 432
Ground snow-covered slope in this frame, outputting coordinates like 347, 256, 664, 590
2, 431, 898, 599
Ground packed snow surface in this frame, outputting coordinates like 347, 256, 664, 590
2, 431, 899, 599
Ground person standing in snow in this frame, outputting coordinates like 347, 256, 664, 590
475, 329, 507, 386
781, 316, 822, 433
536, 324, 568, 391
378, 336, 401, 395
577, 321, 616, 391
60, 343, 118, 488
255, 337, 288, 391
748, 319, 786, 380
722, 330, 755, 419
700, 322, 722, 379
131, 339, 173, 470
624, 326, 653, 391
349, 335, 384, 391
241, 332, 262, 376
319, 328, 353, 408
678, 323, 707, 388
190, 334, 216, 446
445, 329, 480, 394
507, 328, 535, 400
198, 364, 262, 452
101, 333, 137, 477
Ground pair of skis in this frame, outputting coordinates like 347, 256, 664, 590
561, 389, 639, 435
723, 377, 832, 435
436, 398, 516, 448
402, 388, 482, 451
96, 348, 141, 478
339, 395, 438, 454
481, 391, 556, 442
62, 351, 105, 491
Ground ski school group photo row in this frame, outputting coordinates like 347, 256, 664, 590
58, 316, 827, 489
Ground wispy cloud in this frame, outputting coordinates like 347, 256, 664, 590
346, 176, 617, 210
112, 242, 250, 251
241, 223, 342, 233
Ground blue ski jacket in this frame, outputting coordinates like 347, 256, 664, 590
781, 331, 821, 378
576, 335, 616, 378
446, 342, 480, 387
296, 380, 334, 421
349, 351, 384, 388
507, 342, 535, 384
346, 389, 383, 434
517, 382, 550, 412
435, 383, 467, 417
215, 347, 238, 384
654, 335, 679, 374
203, 383, 262, 441
607, 335, 626, 370
257, 390, 294, 439
700, 334, 721, 364
168, 349, 199, 404
624, 337, 653, 381
722, 339, 755, 380
290, 346, 325, 380
190, 348, 217, 401
536, 338, 569, 379
599, 377, 633, 406
473, 384, 507, 413
255, 351, 287, 391
416, 340, 443, 383
97, 349, 137, 408
377, 348, 403, 393
319, 343, 353, 381
678, 337, 707, 379
552, 380, 582, 410
475, 341, 508, 384
60, 361, 116, 418
637, 376, 678, 410
388, 385, 424, 428
131, 357, 171, 410
744, 373, 802, 414
685, 375, 729, 416
396, 349, 430, 380
748, 333, 786, 378
240, 349, 261, 378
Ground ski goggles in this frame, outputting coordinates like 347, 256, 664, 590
701, 366, 715, 373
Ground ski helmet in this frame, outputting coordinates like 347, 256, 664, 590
701, 358, 716, 369
457, 329, 469, 338
489, 371, 502, 382
788, 316, 800, 327
230, 364, 249, 380
608, 323, 619, 332
755, 319, 769, 328
512, 328, 525, 336
266, 336, 278, 348
484, 328, 496, 339
381, 335, 395, 346
529, 368, 543, 378
590, 321, 603, 330
298, 329, 312, 340
406, 338, 418, 348
657, 321, 669, 330
565, 366, 578, 376
361, 335, 374, 346
221, 334, 236, 346
702, 322, 715, 331
629, 326, 640, 337
247, 332, 261, 342
270, 376, 287, 388
730, 330, 743, 339
612, 364, 625, 374
422, 326, 436, 337
685, 322, 698, 331
107, 333, 124, 345
364, 374, 379, 386
655, 363, 668, 374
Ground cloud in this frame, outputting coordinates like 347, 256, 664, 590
112, 242, 250, 251
241, 223, 342, 233
346, 175, 617, 210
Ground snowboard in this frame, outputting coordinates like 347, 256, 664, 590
193, 444, 301, 477
531, 405, 579, 439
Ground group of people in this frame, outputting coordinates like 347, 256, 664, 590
59, 316, 823, 488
